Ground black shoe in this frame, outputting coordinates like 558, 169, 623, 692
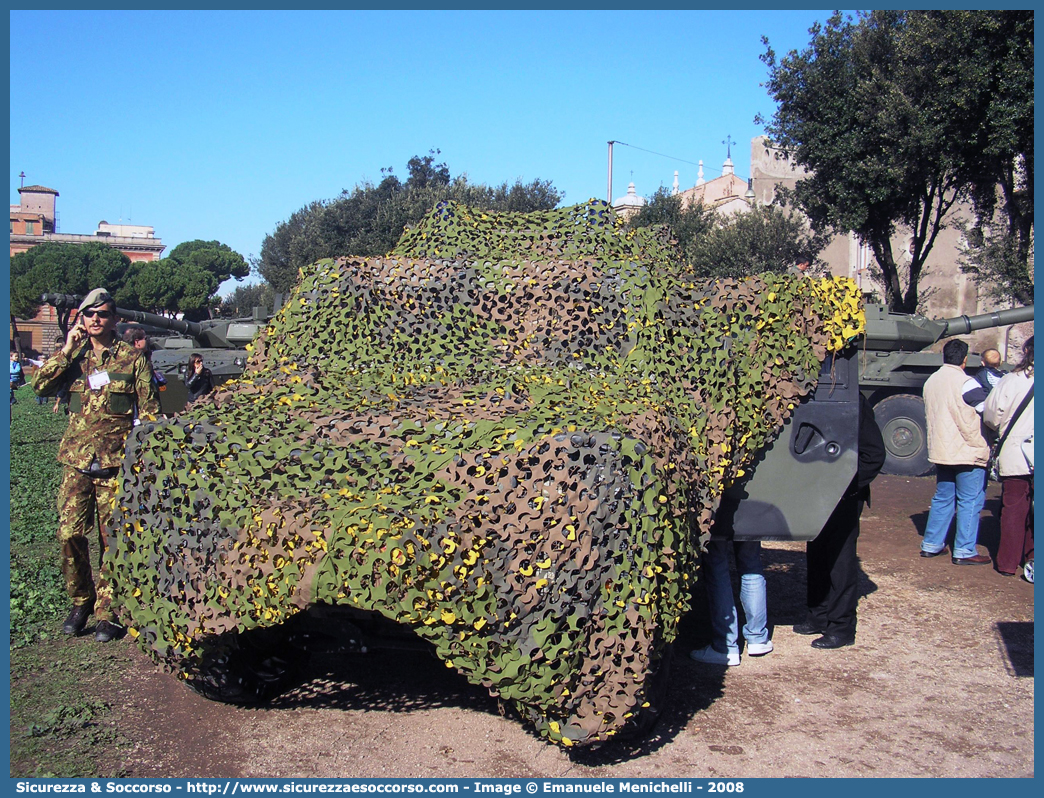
920, 547, 948, 558
952, 554, 992, 565
62, 605, 92, 636
811, 633, 855, 649
793, 621, 825, 636
94, 620, 125, 643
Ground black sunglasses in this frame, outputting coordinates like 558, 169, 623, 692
81, 309, 114, 320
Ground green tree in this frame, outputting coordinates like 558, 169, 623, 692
258, 152, 564, 293
122, 239, 249, 320
458, 177, 563, 213
10, 243, 134, 338
167, 239, 250, 285
217, 282, 278, 318
760, 10, 1033, 312
626, 188, 715, 264
960, 231, 1034, 307
120, 259, 181, 314
405, 149, 451, 189
689, 205, 819, 279
174, 265, 221, 321
256, 201, 324, 294
937, 11, 1034, 306
626, 188, 814, 277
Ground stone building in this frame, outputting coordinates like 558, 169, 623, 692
10, 185, 165, 261
675, 151, 756, 218
612, 181, 646, 219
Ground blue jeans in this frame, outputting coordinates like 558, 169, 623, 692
922, 465, 987, 559
703, 539, 769, 655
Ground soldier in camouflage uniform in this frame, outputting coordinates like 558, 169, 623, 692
32, 288, 158, 642
788, 254, 819, 278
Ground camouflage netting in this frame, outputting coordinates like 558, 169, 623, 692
110, 199, 864, 746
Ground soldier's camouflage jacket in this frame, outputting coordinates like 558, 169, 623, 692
32, 339, 159, 469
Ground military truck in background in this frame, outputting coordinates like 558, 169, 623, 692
41, 293, 284, 414
859, 303, 1034, 476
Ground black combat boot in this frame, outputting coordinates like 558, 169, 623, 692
94, 620, 125, 643
62, 605, 92, 636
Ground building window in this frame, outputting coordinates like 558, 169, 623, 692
9, 220, 13, 233
25, 220, 35, 235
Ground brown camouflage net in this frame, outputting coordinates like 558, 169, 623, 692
110, 200, 864, 746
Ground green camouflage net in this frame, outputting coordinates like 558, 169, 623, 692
110, 199, 864, 746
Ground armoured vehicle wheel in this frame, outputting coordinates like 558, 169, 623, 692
873, 393, 933, 477
187, 624, 309, 706
625, 643, 674, 738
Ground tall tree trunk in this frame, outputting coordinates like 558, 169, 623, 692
903, 254, 925, 314
869, 238, 908, 312
10, 315, 22, 360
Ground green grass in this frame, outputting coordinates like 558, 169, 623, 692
9, 385, 70, 647
10, 640, 134, 778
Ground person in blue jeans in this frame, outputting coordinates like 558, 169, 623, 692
920, 339, 991, 564
689, 539, 772, 667
921, 466, 988, 558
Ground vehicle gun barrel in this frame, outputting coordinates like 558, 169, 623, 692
41, 293, 204, 337
939, 305, 1034, 339
115, 308, 204, 338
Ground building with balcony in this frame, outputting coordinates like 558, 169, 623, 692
10, 185, 165, 262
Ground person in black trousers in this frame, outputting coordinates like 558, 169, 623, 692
794, 393, 886, 649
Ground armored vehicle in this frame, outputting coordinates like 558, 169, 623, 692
99, 200, 1033, 746
107, 200, 871, 747
41, 293, 282, 414
859, 303, 1034, 476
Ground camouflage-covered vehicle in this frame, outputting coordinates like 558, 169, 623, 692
108, 200, 864, 747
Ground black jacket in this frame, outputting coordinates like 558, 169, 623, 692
854, 393, 886, 501
186, 366, 214, 402
974, 366, 1005, 396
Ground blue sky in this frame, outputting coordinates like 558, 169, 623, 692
10, 9, 838, 295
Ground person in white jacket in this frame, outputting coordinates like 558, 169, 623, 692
984, 337, 1034, 581
920, 339, 991, 564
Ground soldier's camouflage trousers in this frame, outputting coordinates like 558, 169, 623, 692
57, 467, 119, 622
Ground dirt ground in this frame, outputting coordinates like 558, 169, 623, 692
14, 475, 1034, 778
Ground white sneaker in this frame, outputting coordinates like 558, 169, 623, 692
689, 645, 740, 666
746, 640, 774, 656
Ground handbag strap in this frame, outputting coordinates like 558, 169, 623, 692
995, 383, 1034, 454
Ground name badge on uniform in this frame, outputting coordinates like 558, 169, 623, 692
88, 370, 110, 391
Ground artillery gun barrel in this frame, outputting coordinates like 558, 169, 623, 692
41, 293, 90, 310
41, 292, 204, 338
116, 308, 204, 338
939, 305, 1034, 339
